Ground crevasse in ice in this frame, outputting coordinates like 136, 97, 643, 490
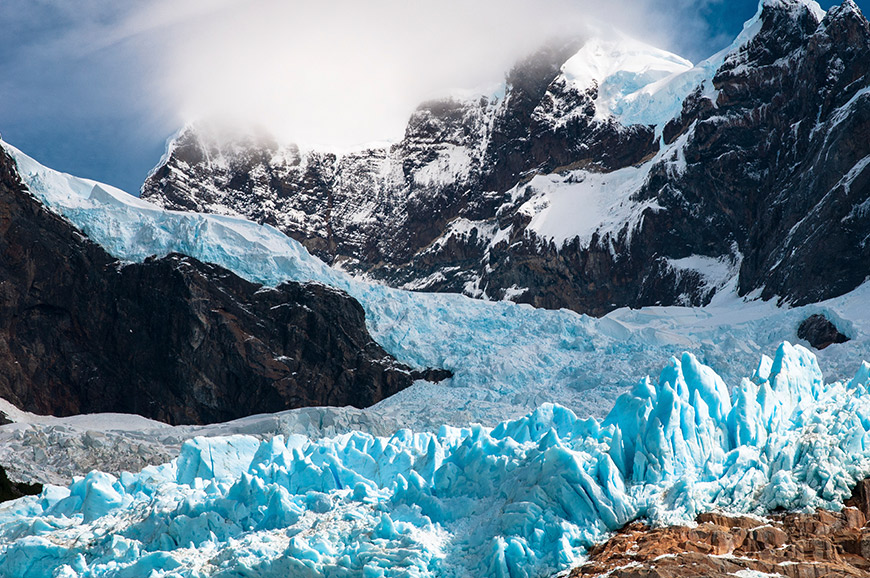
1, 343, 869, 578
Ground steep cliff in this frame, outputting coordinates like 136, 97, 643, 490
0, 148, 430, 425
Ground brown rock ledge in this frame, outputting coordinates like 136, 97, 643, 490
571, 480, 870, 578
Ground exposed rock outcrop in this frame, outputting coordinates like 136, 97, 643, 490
0, 465, 41, 503
798, 313, 850, 349
0, 148, 435, 425
573, 506, 870, 577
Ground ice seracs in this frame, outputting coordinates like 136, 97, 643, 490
1, 344, 870, 577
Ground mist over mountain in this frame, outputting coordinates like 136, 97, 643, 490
3, 0, 862, 193
143, 0, 870, 317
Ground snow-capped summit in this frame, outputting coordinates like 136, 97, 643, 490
541, 34, 693, 128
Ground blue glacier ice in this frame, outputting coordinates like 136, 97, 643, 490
1, 343, 869, 578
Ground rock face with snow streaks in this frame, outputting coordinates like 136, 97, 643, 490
0, 148, 422, 425
142, 0, 870, 316
140, 37, 685, 315
641, 0, 870, 306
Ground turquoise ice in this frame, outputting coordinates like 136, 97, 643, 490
1, 344, 869, 577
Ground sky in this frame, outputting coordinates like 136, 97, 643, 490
0, 0, 864, 195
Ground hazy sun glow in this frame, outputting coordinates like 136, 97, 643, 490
1, 0, 723, 169
133, 0, 690, 146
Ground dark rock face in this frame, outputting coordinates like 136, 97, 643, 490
639, 0, 870, 307
143, 1, 870, 316
798, 313, 850, 349
846, 477, 870, 519
0, 149, 428, 425
0, 465, 41, 504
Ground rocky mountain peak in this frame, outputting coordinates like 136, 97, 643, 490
143, 1, 870, 316
735, 0, 822, 66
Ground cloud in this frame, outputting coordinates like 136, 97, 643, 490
124, 0, 729, 146
1, 0, 751, 151
157, 0, 592, 144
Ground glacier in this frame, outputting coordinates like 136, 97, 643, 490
1, 344, 870, 577
2, 139, 868, 434
1, 2, 866, 575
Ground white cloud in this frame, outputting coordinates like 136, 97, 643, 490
141, 0, 713, 146
2, 0, 738, 148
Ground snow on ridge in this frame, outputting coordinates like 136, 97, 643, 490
542, 0, 782, 133
763, 0, 826, 22
141, 0, 816, 271
599, 0, 788, 131
0, 398, 169, 434
1, 344, 870, 577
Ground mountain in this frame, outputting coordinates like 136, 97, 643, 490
2, 1, 870, 577
142, 0, 870, 316
12, 129, 869, 432
0, 147, 433, 425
